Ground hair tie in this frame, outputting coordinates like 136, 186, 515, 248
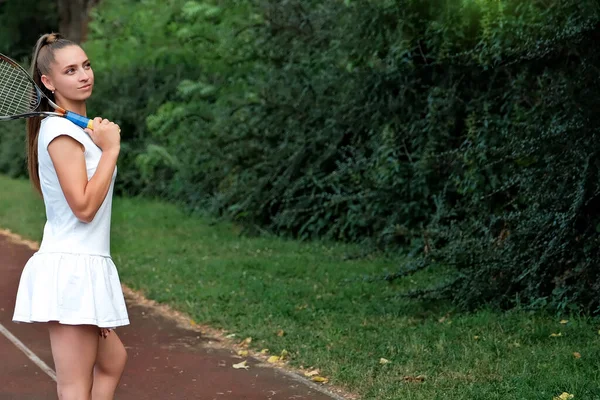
45, 33, 62, 45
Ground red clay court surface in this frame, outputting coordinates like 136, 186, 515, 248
0, 232, 346, 400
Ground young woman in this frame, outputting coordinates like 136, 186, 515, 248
12, 33, 129, 400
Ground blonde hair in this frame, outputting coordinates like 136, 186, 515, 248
26, 33, 76, 195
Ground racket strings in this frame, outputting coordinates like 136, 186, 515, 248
0, 60, 39, 117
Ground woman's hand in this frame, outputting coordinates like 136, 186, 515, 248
85, 117, 121, 154
99, 328, 112, 339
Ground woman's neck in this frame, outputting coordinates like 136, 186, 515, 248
54, 96, 87, 116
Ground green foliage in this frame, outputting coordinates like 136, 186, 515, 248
83, 0, 201, 195
0, 0, 58, 60
181, 0, 599, 313
369, 0, 600, 313
0, 1, 58, 178
0, 121, 27, 178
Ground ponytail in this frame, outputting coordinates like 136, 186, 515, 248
26, 33, 75, 195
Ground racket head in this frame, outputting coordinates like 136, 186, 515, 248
0, 53, 45, 119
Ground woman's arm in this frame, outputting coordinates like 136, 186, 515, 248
48, 117, 121, 223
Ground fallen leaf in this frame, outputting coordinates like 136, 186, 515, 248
237, 350, 249, 357
311, 376, 329, 383
560, 320, 569, 324
267, 356, 281, 363
473, 336, 480, 340
260, 348, 269, 355
225, 333, 236, 339
379, 358, 391, 365
239, 337, 252, 347
573, 352, 581, 359
189, 319, 197, 326
280, 349, 289, 360
277, 329, 285, 337
553, 392, 574, 400
304, 369, 320, 377
232, 361, 249, 370
549, 333, 562, 337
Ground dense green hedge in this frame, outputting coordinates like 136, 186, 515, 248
0, 0, 57, 179
0, 0, 57, 60
2, 0, 600, 313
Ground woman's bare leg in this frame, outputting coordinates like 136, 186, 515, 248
48, 323, 98, 400
92, 329, 127, 400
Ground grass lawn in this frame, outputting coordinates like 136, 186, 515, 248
1, 174, 600, 400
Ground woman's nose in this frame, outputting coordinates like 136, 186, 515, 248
79, 69, 91, 81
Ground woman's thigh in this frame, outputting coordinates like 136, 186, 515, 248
95, 329, 127, 376
48, 323, 98, 387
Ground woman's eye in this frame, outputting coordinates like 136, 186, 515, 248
84, 63, 92, 69
66, 68, 75, 74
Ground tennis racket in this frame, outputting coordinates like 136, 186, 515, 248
0, 53, 93, 129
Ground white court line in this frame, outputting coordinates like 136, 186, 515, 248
0, 322, 57, 382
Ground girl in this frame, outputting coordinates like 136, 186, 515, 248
12, 33, 129, 400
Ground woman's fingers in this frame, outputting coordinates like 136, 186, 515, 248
99, 328, 112, 338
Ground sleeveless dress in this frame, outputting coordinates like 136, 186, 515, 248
12, 116, 130, 329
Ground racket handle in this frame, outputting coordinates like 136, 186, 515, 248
64, 111, 94, 130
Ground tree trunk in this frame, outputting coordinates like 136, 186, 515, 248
57, 0, 100, 43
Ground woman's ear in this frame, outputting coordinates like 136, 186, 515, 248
40, 74, 55, 92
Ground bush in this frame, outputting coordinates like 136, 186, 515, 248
0, 0, 57, 177
0, 121, 27, 178
364, 0, 600, 313
191, 0, 600, 313
84, 0, 204, 196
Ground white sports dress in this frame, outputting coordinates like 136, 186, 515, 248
12, 116, 130, 328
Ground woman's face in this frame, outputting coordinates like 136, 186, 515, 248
41, 45, 94, 102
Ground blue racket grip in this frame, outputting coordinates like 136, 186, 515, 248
64, 111, 94, 130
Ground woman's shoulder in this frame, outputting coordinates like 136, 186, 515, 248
39, 116, 89, 148
40, 115, 82, 132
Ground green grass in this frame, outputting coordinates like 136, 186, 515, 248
2, 175, 600, 400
